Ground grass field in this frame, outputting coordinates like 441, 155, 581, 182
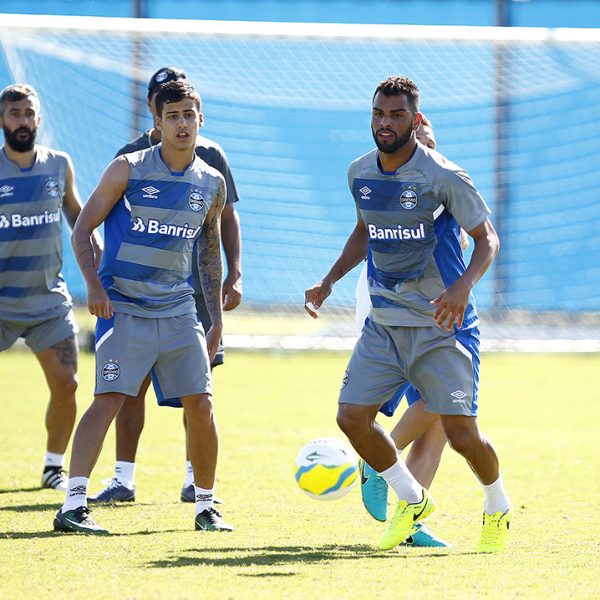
1, 350, 599, 599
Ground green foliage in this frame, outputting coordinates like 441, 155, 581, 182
0, 351, 598, 599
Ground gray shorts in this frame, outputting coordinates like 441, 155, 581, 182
338, 319, 480, 416
0, 308, 78, 353
95, 312, 211, 403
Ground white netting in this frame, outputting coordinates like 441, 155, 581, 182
1, 15, 599, 350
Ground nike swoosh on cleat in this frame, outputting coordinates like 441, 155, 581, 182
412, 501, 428, 521
360, 463, 369, 486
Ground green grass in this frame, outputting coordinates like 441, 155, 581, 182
1, 350, 599, 599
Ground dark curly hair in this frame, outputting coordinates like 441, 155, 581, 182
155, 80, 201, 117
373, 76, 420, 113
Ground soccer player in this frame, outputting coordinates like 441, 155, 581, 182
0, 84, 102, 491
354, 115, 449, 547
89, 66, 242, 504
305, 76, 511, 553
53, 80, 233, 534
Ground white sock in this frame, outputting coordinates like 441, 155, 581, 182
194, 485, 214, 515
184, 460, 194, 487
62, 477, 89, 512
379, 459, 423, 503
114, 461, 135, 489
482, 474, 510, 514
44, 451, 65, 468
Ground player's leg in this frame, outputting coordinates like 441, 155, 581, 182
89, 374, 151, 504
152, 313, 232, 531
410, 325, 510, 552
338, 320, 435, 550
54, 391, 126, 534
180, 393, 231, 531
440, 414, 510, 552
180, 293, 225, 503
54, 314, 157, 534
26, 311, 79, 490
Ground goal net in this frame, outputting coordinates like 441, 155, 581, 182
1, 14, 599, 351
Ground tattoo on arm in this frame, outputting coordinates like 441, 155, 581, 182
50, 336, 78, 367
197, 182, 225, 327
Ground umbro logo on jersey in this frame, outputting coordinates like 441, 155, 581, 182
450, 390, 467, 403
0, 185, 14, 197
142, 186, 160, 199
131, 216, 200, 239
359, 186, 372, 200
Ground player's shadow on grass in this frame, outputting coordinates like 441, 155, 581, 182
0, 502, 61, 513
0, 486, 42, 495
148, 544, 405, 570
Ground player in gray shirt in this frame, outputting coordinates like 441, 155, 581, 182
89, 67, 242, 505
305, 76, 510, 553
0, 84, 102, 491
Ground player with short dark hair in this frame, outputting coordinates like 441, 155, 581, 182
306, 75, 511, 553
54, 80, 232, 534
88, 66, 242, 505
0, 83, 102, 490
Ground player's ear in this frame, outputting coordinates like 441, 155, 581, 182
198, 111, 204, 128
155, 114, 162, 133
413, 111, 423, 131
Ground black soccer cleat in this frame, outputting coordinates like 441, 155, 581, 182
194, 507, 234, 532
41, 466, 68, 491
53, 506, 109, 535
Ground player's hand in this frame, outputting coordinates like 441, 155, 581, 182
304, 279, 333, 319
222, 272, 242, 311
430, 280, 470, 331
87, 282, 113, 320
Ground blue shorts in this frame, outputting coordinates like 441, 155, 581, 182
379, 383, 421, 417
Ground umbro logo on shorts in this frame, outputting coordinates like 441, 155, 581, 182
450, 390, 467, 403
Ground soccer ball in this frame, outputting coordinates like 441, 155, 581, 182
294, 437, 358, 501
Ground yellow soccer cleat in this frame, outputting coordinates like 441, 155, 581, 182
378, 488, 435, 551
476, 509, 511, 553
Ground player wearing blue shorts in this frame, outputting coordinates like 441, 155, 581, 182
306, 76, 510, 553
89, 66, 242, 505
0, 84, 102, 491
54, 81, 233, 534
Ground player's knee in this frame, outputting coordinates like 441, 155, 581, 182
185, 394, 214, 423
445, 427, 475, 456
49, 371, 78, 401
336, 406, 369, 440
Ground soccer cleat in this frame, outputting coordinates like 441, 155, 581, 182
476, 509, 510, 553
41, 466, 68, 491
88, 478, 135, 504
359, 459, 388, 522
53, 506, 109, 535
194, 507, 234, 532
180, 484, 223, 505
403, 522, 449, 547
378, 488, 435, 551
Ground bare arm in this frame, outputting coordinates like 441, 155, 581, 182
304, 218, 368, 318
71, 157, 129, 319
220, 203, 242, 311
198, 180, 226, 361
431, 218, 499, 330
62, 155, 104, 269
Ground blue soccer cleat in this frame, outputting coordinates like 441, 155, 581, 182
359, 459, 388, 522
403, 522, 449, 547
88, 479, 135, 504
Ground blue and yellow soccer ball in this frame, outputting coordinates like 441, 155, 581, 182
294, 437, 357, 501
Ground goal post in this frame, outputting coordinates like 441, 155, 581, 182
1, 14, 599, 351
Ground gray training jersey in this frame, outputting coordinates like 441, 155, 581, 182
115, 130, 239, 297
348, 143, 491, 328
98, 145, 225, 318
0, 146, 71, 321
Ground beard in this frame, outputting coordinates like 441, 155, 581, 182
3, 125, 37, 152
372, 123, 413, 154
